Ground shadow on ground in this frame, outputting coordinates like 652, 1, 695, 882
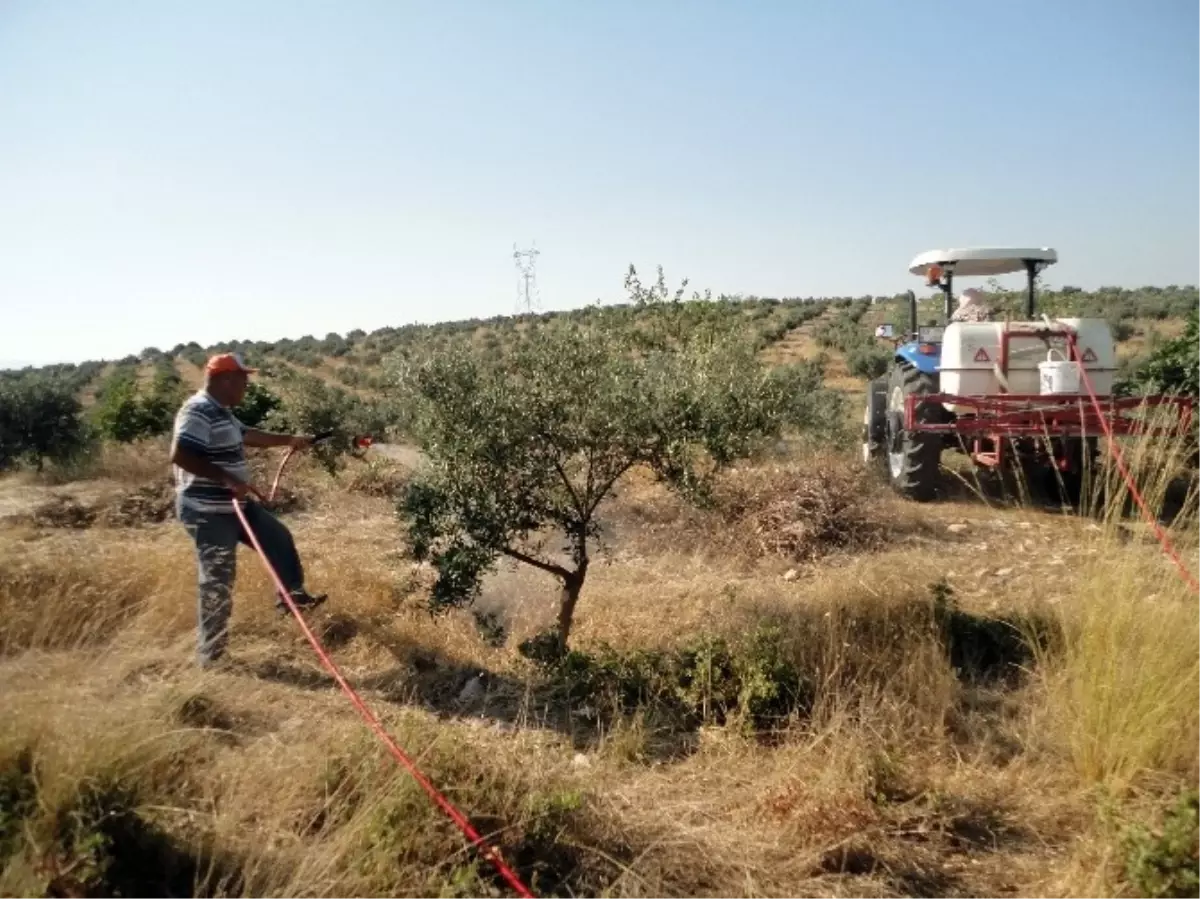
236, 577, 1061, 769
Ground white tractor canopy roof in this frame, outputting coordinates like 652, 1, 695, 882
909, 247, 1057, 279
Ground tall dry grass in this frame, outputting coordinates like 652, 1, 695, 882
0, 419, 1196, 897
29, 436, 175, 487
1032, 408, 1199, 793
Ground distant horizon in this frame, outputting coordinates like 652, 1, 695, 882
3, 1, 1196, 368
3, 276, 1196, 371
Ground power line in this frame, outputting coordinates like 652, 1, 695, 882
513, 243, 540, 315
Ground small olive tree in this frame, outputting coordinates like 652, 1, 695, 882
394, 274, 832, 653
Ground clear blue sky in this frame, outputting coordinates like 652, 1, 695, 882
1, 0, 1197, 366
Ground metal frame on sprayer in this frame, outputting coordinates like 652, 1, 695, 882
904, 321, 1194, 471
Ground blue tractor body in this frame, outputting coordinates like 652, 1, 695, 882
893, 340, 941, 377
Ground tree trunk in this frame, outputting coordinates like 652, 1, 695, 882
555, 560, 588, 653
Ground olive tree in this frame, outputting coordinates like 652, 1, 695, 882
0, 375, 91, 472
394, 275, 834, 654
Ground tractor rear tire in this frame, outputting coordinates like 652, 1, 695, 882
885, 363, 942, 502
861, 376, 888, 466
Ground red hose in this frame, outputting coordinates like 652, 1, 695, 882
268, 446, 298, 503
1065, 331, 1199, 594
237, 448, 535, 898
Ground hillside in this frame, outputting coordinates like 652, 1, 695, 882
1, 280, 1197, 898
6, 282, 1197, 406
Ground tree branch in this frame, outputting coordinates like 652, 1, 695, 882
585, 445, 595, 509
500, 546, 573, 582
585, 458, 637, 519
551, 454, 584, 517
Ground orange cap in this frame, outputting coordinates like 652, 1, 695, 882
205, 352, 258, 375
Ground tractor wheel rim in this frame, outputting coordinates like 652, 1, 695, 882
861, 404, 873, 462
887, 385, 906, 479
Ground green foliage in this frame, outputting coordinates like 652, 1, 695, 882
845, 344, 891, 379
1124, 789, 1199, 898
180, 344, 208, 367
139, 362, 187, 434
0, 750, 36, 860
1118, 307, 1199, 398
0, 360, 105, 396
1110, 320, 1137, 342
523, 788, 584, 839
335, 366, 355, 387
231, 381, 282, 429
397, 267, 819, 650
5, 280, 1195, 381
0, 375, 92, 471
321, 331, 350, 357
265, 369, 391, 473
471, 609, 508, 648
769, 359, 847, 440
91, 363, 185, 443
49, 780, 141, 895
91, 374, 144, 442
814, 305, 889, 372
521, 625, 811, 732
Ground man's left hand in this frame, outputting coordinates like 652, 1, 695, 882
289, 434, 316, 450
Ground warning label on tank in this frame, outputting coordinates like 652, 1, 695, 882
973, 347, 990, 362
1080, 347, 1097, 363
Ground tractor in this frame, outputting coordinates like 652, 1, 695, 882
861, 247, 1194, 502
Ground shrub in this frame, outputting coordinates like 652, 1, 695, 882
1124, 789, 1199, 898
91, 374, 144, 443
845, 345, 891, 379
521, 625, 812, 732
231, 381, 282, 429
1118, 307, 1199, 398
1110, 319, 1137, 342
0, 750, 35, 860
771, 361, 845, 440
91, 365, 184, 443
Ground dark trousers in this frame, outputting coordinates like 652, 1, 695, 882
178, 498, 304, 665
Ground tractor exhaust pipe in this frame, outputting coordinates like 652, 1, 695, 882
1023, 259, 1038, 318
906, 290, 917, 338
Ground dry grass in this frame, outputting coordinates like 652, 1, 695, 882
1, 425, 1196, 897
73, 436, 176, 485
342, 456, 411, 499
11, 481, 176, 531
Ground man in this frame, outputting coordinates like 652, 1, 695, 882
950, 287, 994, 323
171, 352, 328, 668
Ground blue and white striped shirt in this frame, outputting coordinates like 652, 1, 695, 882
172, 391, 251, 513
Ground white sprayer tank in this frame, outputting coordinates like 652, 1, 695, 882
938, 318, 1116, 411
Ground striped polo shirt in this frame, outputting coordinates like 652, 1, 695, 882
172, 390, 251, 513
